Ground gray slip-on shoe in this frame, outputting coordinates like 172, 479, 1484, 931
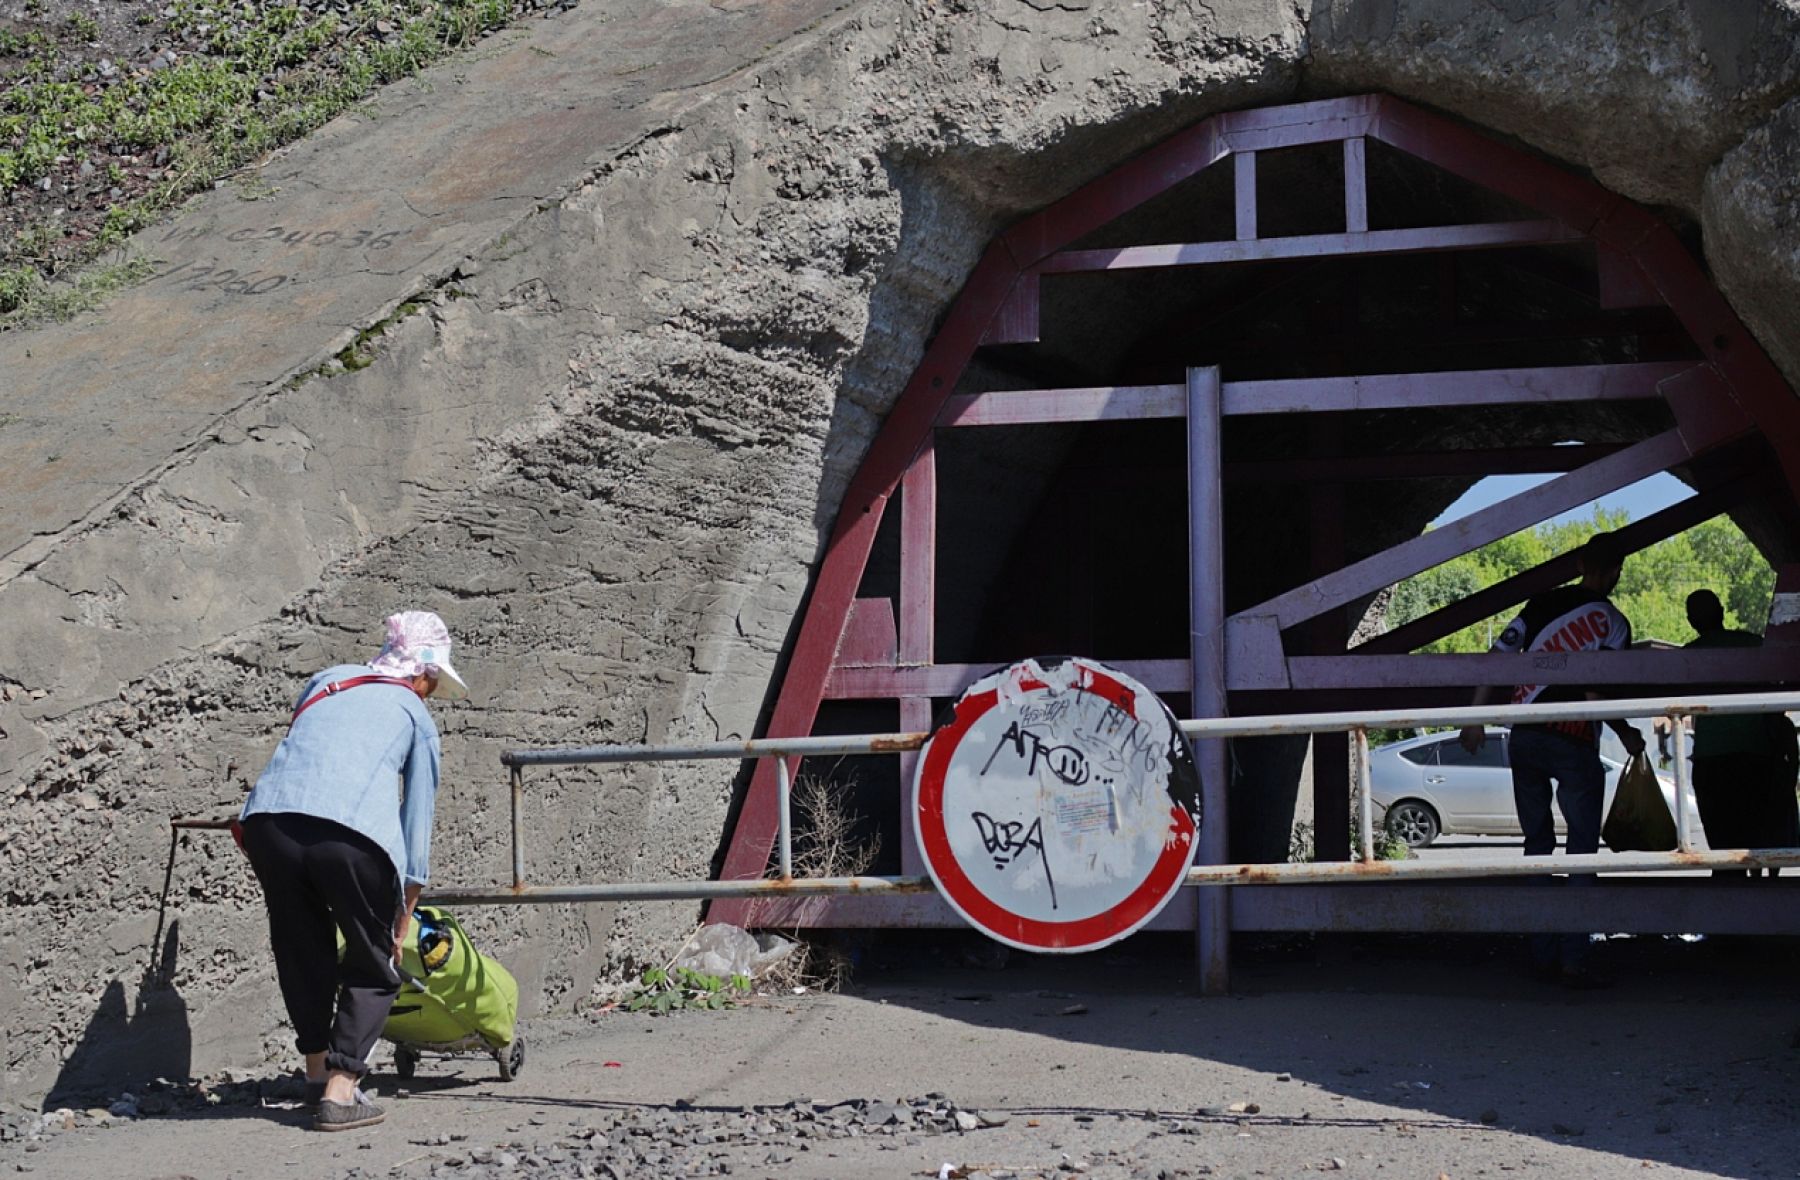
305, 1083, 372, 1110
314, 1098, 385, 1132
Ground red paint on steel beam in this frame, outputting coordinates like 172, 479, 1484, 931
1231, 883, 1800, 935
1224, 444, 1630, 484
1369, 97, 1618, 234
1223, 360, 1689, 416
899, 435, 936, 666
938, 384, 1185, 427
710, 242, 1021, 924
823, 659, 1193, 700
940, 363, 1684, 428
1000, 123, 1227, 266
897, 695, 933, 875
1659, 363, 1753, 454
998, 97, 1382, 267
1242, 427, 1726, 632
1282, 646, 1800, 691
1235, 150, 1257, 241
1344, 137, 1368, 234
835, 598, 898, 668
981, 272, 1040, 346
1034, 221, 1584, 275
735, 892, 961, 928
1366, 95, 1800, 501
1357, 476, 1760, 655
1597, 243, 1661, 309
1223, 115, 1377, 154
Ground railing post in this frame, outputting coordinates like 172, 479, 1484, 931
1670, 713, 1693, 853
777, 756, 794, 881
510, 765, 526, 890
1353, 726, 1374, 862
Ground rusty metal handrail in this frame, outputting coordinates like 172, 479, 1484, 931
430, 690, 1800, 906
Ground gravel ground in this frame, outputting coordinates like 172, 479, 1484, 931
5, 933, 1799, 1180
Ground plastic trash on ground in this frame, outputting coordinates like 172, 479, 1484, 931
671, 924, 796, 980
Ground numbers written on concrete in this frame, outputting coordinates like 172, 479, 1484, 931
159, 224, 406, 250
151, 259, 290, 296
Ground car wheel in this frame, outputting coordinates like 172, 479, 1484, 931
1385, 800, 1441, 848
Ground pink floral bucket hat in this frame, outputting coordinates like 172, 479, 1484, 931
368, 611, 469, 701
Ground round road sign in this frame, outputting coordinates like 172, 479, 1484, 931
912, 656, 1202, 953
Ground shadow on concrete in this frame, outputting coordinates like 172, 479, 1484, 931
43, 922, 193, 1110
855, 930, 1800, 1180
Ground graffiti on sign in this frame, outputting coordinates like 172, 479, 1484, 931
914, 656, 1202, 953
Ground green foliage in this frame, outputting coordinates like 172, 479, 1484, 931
1385, 507, 1773, 651
0, 0, 527, 318
624, 967, 752, 1015
1289, 815, 1410, 863
0, 254, 155, 326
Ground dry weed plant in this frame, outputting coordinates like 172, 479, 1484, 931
760, 772, 882, 994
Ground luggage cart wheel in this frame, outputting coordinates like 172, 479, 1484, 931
394, 1047, 418, 1081
498, 1036, 524, 1082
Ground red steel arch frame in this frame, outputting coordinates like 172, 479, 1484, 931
709, 95, 1800, 973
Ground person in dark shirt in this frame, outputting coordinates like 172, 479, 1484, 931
1683, 589, 1800, 877
1459, 533, 1645, 986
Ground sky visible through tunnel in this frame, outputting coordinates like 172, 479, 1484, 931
1431, 471, 1689, 529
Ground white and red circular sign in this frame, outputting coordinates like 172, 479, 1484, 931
913, 657, 1202, 953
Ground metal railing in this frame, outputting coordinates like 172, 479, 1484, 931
417, 690, 1800, 906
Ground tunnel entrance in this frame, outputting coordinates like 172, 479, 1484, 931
711, 95, 1800, 960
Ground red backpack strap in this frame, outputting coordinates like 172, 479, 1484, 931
291, 675, 416, 723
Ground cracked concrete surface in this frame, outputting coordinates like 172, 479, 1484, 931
3, 0, 1799, 1107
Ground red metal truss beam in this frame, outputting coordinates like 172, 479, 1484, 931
939, 384, 1183, 427
824, 659, 1191, 701
1226, 360, 1688, 415
716, 95, 1800, 926
1366, 96, 1800, 499
1239, 424, 1733, 634
1282, 646, 1799, 691
899, 437, 936, 666
937, 362, 1686, 428
1358, 475, 1759, 655
1033, 221, 1584, 276
731, 881, 1800, 934
997, 95, 1385, 267
1225, 444, 1629, 484
708, 243, 1019, 921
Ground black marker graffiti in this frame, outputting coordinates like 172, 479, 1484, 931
150, 259, 288, 296
979, 720, 1090, 786
160, 223, 404, 250
970, 812, 1057, 910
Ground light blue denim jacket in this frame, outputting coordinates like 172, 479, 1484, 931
241, 664, 441, 887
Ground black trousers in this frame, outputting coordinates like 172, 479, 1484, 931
241, 812, 401, 1075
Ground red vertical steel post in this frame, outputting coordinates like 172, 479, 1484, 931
1309, 421, 1351, 862
898, 437, 938, 874
1188, 366, 1231, 994
1343, 138, 1368, 234
1235, 151, 1258, 241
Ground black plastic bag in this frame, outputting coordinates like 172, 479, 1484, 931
1602, 752, 1677, 852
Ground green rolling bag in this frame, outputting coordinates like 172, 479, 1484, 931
382, 906, 524, 1081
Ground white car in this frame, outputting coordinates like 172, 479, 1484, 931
1369, 727, 1680, 849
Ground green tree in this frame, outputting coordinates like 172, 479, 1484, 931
1387, 507, 1772, 652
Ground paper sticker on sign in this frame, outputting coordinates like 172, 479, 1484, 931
913, 656, 1202, 953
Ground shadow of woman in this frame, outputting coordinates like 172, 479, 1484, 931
42, 921, 192, 1111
